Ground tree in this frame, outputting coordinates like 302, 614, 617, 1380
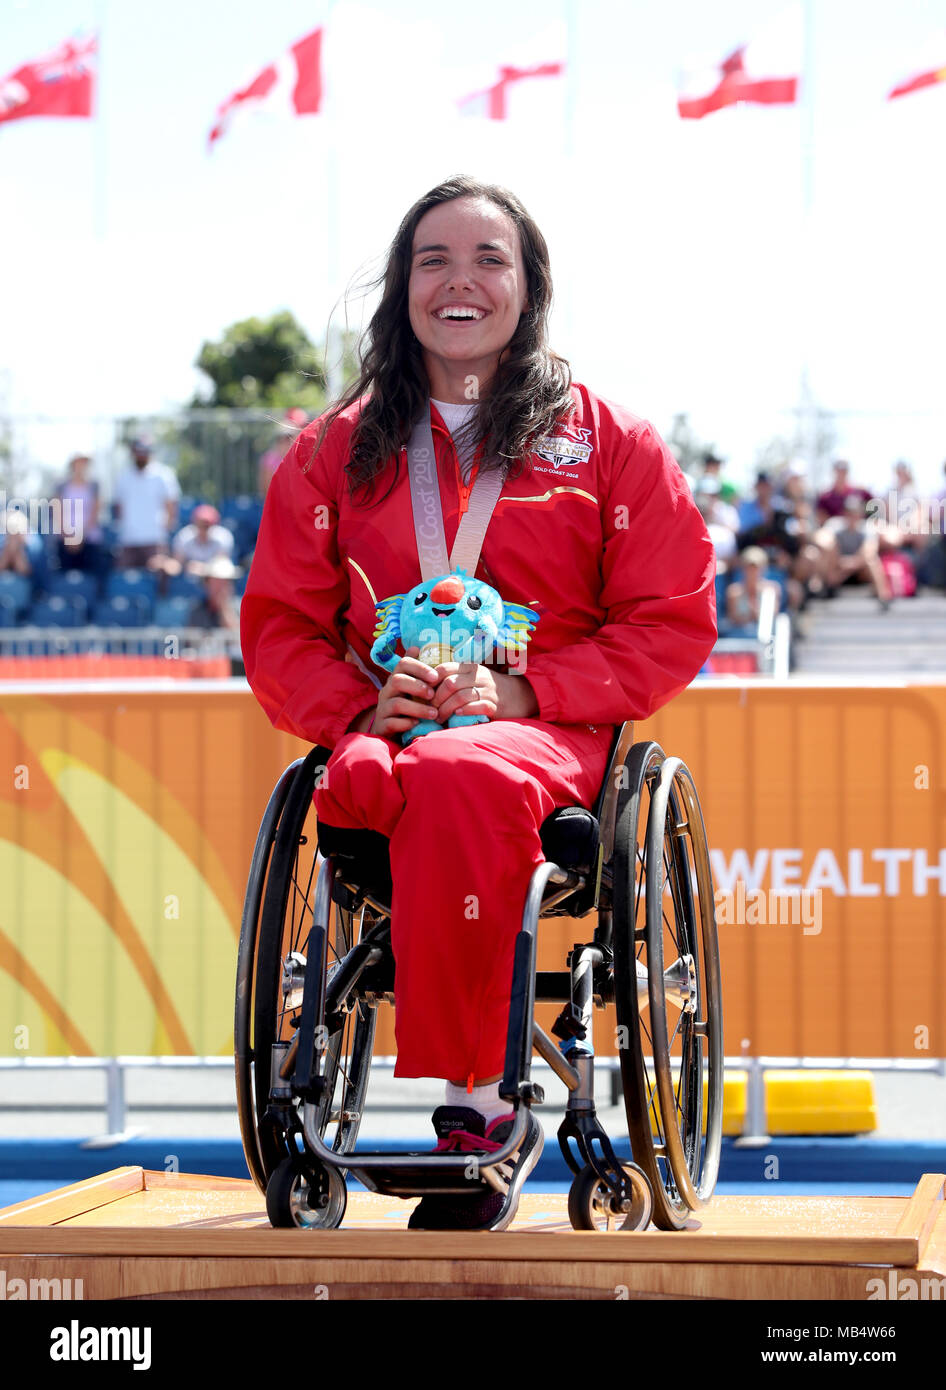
122, 313, 359, 505
192, 310, 329, 414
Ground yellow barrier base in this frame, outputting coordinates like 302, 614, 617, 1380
765, 1069, 877, 1135
646, 1068, 877, 1136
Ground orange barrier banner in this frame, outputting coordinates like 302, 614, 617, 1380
0, 681, 942, 1059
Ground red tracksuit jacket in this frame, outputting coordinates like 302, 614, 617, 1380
241, 384, 717, 744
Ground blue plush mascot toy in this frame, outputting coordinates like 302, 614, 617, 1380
370, 569, 539, 744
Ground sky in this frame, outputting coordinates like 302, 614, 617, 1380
1, 0, 945, 496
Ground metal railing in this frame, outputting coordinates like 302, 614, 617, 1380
2, 1052, 941, 1146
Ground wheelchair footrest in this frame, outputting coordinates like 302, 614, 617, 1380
350, 1164, 508, 1199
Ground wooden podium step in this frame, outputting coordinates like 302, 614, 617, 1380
0, 1169, 943, 1300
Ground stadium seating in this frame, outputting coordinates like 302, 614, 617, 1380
93, 595, 153, 627
153, 597, 194, 628
105, 568, 158, 603
0, 573, 32, 616
29, 596, 88, 628
46, 569, 101, 609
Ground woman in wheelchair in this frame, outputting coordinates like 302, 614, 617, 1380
240, 176, 718, 1231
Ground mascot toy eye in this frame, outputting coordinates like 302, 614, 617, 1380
370, 569, 539, 744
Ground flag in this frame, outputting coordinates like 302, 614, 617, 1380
678, 10, 800, 120
458, 61, 564, 119
888, 63, 946, 101
208, 27, 323, 148
0, 34, 96, 127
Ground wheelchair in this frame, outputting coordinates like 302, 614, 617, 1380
235, 722, 723, 1233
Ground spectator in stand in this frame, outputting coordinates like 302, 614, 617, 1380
817, 494, 892, 608
776, 460, 830, 605
736, 471, 802, 606
187, 556, 241, 632
694, 480, 737, 570
0, 509, 33, 574
170, 505, 235, 574
725, 546, 782, 637
112, 436, 180, 568
701, 451, 741, 508
258, 408, 309, 498
917, 461, 946, 589
815, 459, 871, 523
55, 453, 106, 575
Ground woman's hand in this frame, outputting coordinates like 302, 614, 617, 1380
432, 660, 539, 723
354, 647, 441, 740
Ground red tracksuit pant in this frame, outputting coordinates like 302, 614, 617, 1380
315, 718, 612, 1082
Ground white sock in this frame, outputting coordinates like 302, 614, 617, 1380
445, 1081, 513, 1126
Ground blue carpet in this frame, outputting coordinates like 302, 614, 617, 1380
1, 1135, 944, 1207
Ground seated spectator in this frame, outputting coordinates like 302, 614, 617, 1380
55, 453, 106, 576
0, 509, 33, 574
725, 546, 782, 637
170, 505, 235, 573
877, 526, 917, 599
817, 495, 892, 607
112, 435, 180, 568
187, 556, 241, 632
701, 451, 741, 508
694, 481, 737, 569
816, 459, 871, 523
258, 408, 309, 498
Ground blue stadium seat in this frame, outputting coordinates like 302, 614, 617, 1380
105, 568, 158, 602
177, 496, 199, 528
224, 494, 264, 528
233, 570, 249, 598
153, 597, 193, 628
0, 572, 32, 615
166, 572, 205, 601
46, 569, 100, 609
93, 595, 152, 627
30, 596, 88, 628
0, 595, 18, 628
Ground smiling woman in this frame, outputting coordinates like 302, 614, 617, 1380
240, 174, 718, 1233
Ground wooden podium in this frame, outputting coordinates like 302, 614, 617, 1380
1, 1169, 943, 1300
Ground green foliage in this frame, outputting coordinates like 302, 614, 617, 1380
192, 310, 329, 412
118, 314, 362, 505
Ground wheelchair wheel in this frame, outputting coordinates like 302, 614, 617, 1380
266, 1155, 347, 1230
235, 758, 301, 1192
612, 742, 724, 1230
567, 1162, 653, 1232
241, 750, 377, 1190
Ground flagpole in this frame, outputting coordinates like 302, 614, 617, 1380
323, 0, 344, 402
92, 2, 108, 244
798, 0, 818, 482
562, 0, 578, 357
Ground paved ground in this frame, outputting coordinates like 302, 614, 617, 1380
1, 1061, 943, 1143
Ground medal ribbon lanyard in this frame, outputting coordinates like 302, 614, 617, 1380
406, 405, 506, 582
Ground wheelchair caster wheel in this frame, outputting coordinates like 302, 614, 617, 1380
567, 1163, 653, 1232
266, 1156, 347, 1230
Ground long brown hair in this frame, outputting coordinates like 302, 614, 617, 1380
307, 176, 574, 501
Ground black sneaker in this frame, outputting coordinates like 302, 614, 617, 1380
407, 1105, 544, 1232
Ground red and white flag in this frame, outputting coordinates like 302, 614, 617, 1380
678, 9, 799, 120
208, 27, 323, 148
888, 60, 946, 101
0, 34, 96, 127
458, 61, 564, 120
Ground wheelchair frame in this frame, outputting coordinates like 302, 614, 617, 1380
235, 721, 724, 1232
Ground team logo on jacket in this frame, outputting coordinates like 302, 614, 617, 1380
534, 426, 593, 471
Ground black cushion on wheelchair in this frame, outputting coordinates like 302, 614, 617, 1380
317, 824, 394, 903
538, 806, 600, 877
318, 805, 599, 905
